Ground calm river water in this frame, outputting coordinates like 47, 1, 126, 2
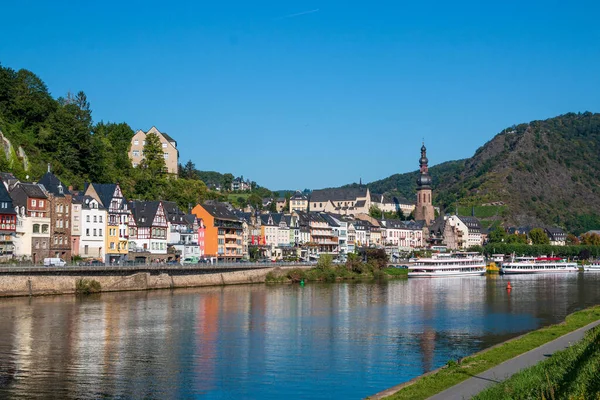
0, 274, 600, 399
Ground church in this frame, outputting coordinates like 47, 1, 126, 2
414, 143, 436, 226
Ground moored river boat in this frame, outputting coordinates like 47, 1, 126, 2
407, 252, 486, 278
500, 256, 578, 274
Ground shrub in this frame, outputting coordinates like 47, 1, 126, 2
75, 279, 101, 295
316, 254, 333, 270
286, 268, 306, 283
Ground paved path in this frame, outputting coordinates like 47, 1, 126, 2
428, 319, 600, 400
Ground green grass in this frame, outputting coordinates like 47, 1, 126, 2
383, 267, 409, 277
474, 326, 600, 400
227, 193, 251, 202
383, 306, 600, 400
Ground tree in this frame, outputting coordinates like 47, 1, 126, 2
581, 233, 600, 246
180, 160, 200, 180
248, 193, 262, 210
369, 205, 382, 219
566, 233, 580, 246
268, 199, 277, 213
140, 132, 166, 177
529, 228, 550, 245
222, 173, 234, 191
506, 233, 528, 244
488, 226, 507, 243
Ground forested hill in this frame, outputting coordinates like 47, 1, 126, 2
0, 63, 222, 208
348, 113, 600, 234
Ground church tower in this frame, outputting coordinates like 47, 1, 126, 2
414, 143, 435, 225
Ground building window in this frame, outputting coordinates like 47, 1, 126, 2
66, 220, 69, 228
84, 245, 89, 255
39, 200, 44, 207
143, 140, 146, 146
110, 243, 115, 250
86, 215, 90, 222
162, 143, 167, 148
99, 228, 103, 236
32, 200, 37, 207
134, 140, 139, 145
42, 224, 48, 233
93, 216, 97, 223
93, 229, 97, 236
163, 153, 169, 159
132, 150, 140, 157
86, 229, 90, 236
56, 220, 60, 228
99, 216, 103, 223
59, 237, 63, 245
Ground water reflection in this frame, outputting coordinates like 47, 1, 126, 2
0, 274, 599, 399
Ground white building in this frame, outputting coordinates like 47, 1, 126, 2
128, 201, 168, 255
76, 195, 107, 260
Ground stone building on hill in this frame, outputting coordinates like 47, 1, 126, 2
129, 126, 179, 175
309, 187, 371, 215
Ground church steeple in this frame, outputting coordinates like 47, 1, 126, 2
416, 143, 432, 189
414, 142, 435, 226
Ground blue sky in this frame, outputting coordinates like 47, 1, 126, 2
2, 1, 600, 190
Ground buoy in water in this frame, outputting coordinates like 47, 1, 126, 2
506, 281, 512, 290
300, 279, 305, 287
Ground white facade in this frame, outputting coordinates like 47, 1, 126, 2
14, 215, 50, 259
80, 198, 107, 259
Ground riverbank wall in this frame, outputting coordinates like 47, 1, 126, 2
0, 266, 302, 298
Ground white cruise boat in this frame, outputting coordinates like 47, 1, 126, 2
407, 252, 486, 278
583, 262, 600, 272
500, 256, 578, 275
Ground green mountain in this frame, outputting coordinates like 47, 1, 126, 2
357, 113, 600, 234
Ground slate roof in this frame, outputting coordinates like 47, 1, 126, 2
73, 194, 105, 210
458, 216, 482, 233
202, 201, 241, 222
320, 213, 340, 227
162, 201, 186, 224
0, 183, 16, 214
38, 172, 70, 197
87, 183, 120, 208
310, 187, 368, 203
290, 191, 308, 200
160, 131, 176, 145
355, 200, 366, 208
18, 183, 47, 199
130, 200, 161, 227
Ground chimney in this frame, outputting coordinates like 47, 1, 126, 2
68, 185, 73, 192
47, 163, 51, 173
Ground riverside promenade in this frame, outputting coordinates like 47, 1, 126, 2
0, 262, 312, 297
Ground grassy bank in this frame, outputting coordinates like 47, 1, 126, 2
380, 305, 600, 400
266, 254, 408, 283
266, 265, 407, 283
474, 326, 600, 399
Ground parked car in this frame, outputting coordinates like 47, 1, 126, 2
182, 257, 200, 265
44, 258, 67, 267
166, 260, 179, 265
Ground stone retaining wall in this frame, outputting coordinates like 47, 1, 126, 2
0, 266, 303, 297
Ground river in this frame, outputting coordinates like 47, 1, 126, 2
0, 274, 599, 399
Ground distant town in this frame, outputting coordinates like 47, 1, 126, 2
0, 127, 596, 265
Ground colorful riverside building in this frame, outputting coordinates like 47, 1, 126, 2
0, 181, 17, 259
84, 183, 129, 264
38, 170, 72, 260
192, 201, 243, 261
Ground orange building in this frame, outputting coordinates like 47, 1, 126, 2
192, 202, 243, 261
